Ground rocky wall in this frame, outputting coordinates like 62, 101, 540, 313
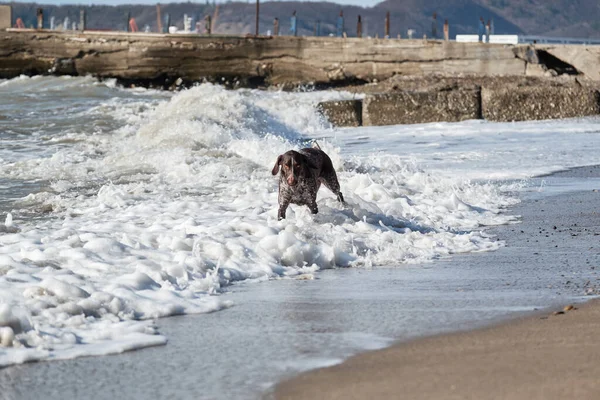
317, 100, 362, 127
0, 31, 528, 87
481, 86, 600, 122
318, 85, 600, 126
362, 90, 481, 126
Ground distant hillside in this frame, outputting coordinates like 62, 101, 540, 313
3, 0, 600, 39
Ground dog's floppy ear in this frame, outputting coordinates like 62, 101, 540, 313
271, 155, 283, 175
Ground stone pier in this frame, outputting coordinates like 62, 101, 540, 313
362, 90, 480, 126
2, 29, 600, 124
481, 86, 600, 122
0, 29, 578, 87
319, 85, 600, 126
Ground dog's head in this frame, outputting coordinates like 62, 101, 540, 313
271, 150, 312, 187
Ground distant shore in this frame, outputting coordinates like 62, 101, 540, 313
273, 166, 600, 400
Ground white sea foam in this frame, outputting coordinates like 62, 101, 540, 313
0, 75, 42, 87
1, 79, 599, 366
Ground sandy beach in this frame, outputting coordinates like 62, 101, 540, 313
274, 299, 600, 400
273, 167, 600, 400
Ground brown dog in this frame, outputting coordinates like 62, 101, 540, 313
272, 147, 344, 220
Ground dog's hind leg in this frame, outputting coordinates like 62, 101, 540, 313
320, 176, 345, 204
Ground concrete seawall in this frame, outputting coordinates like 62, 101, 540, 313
321, 85, 600, 125
319, 86, 600, 127
362, 90, 481, 125
3, 29, 599, 87
481, 86, 600, 122
2, 29, 600, 124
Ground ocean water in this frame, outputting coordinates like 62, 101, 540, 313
1, 75, 600, 366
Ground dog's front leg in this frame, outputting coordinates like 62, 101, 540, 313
278, 189, 291, 220
278, 203, 289, 220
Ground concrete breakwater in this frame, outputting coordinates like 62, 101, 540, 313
0, 30, 524, 87
320, 85, 600, 125
2, 29, 600, 87
2, 29, 600, 124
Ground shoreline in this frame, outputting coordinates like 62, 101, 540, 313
272, 168, 600, 399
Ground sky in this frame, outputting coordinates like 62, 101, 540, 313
19, 0, 381, 6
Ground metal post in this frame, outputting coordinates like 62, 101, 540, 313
79, 9, 86, 32
336, 10, 344, 37
357, 15, 362, 38
156, 4, 162, 33
126, 11, 131, 32
255, 0, 259, 36
36, 8, 43, 29
385, 11, 390, 38
290, 11, 297, 37
183, 13, 189, 32
273, 17, 279, 36
443, 19, 449, 41
205, 15, 211, 35
0, 5, 11, 30
165, 13, 170, 33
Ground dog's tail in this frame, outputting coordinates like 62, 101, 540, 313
311, 141, 322, 150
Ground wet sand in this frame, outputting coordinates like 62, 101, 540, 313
274, 167, 600, 400
274, 299, 600, 400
